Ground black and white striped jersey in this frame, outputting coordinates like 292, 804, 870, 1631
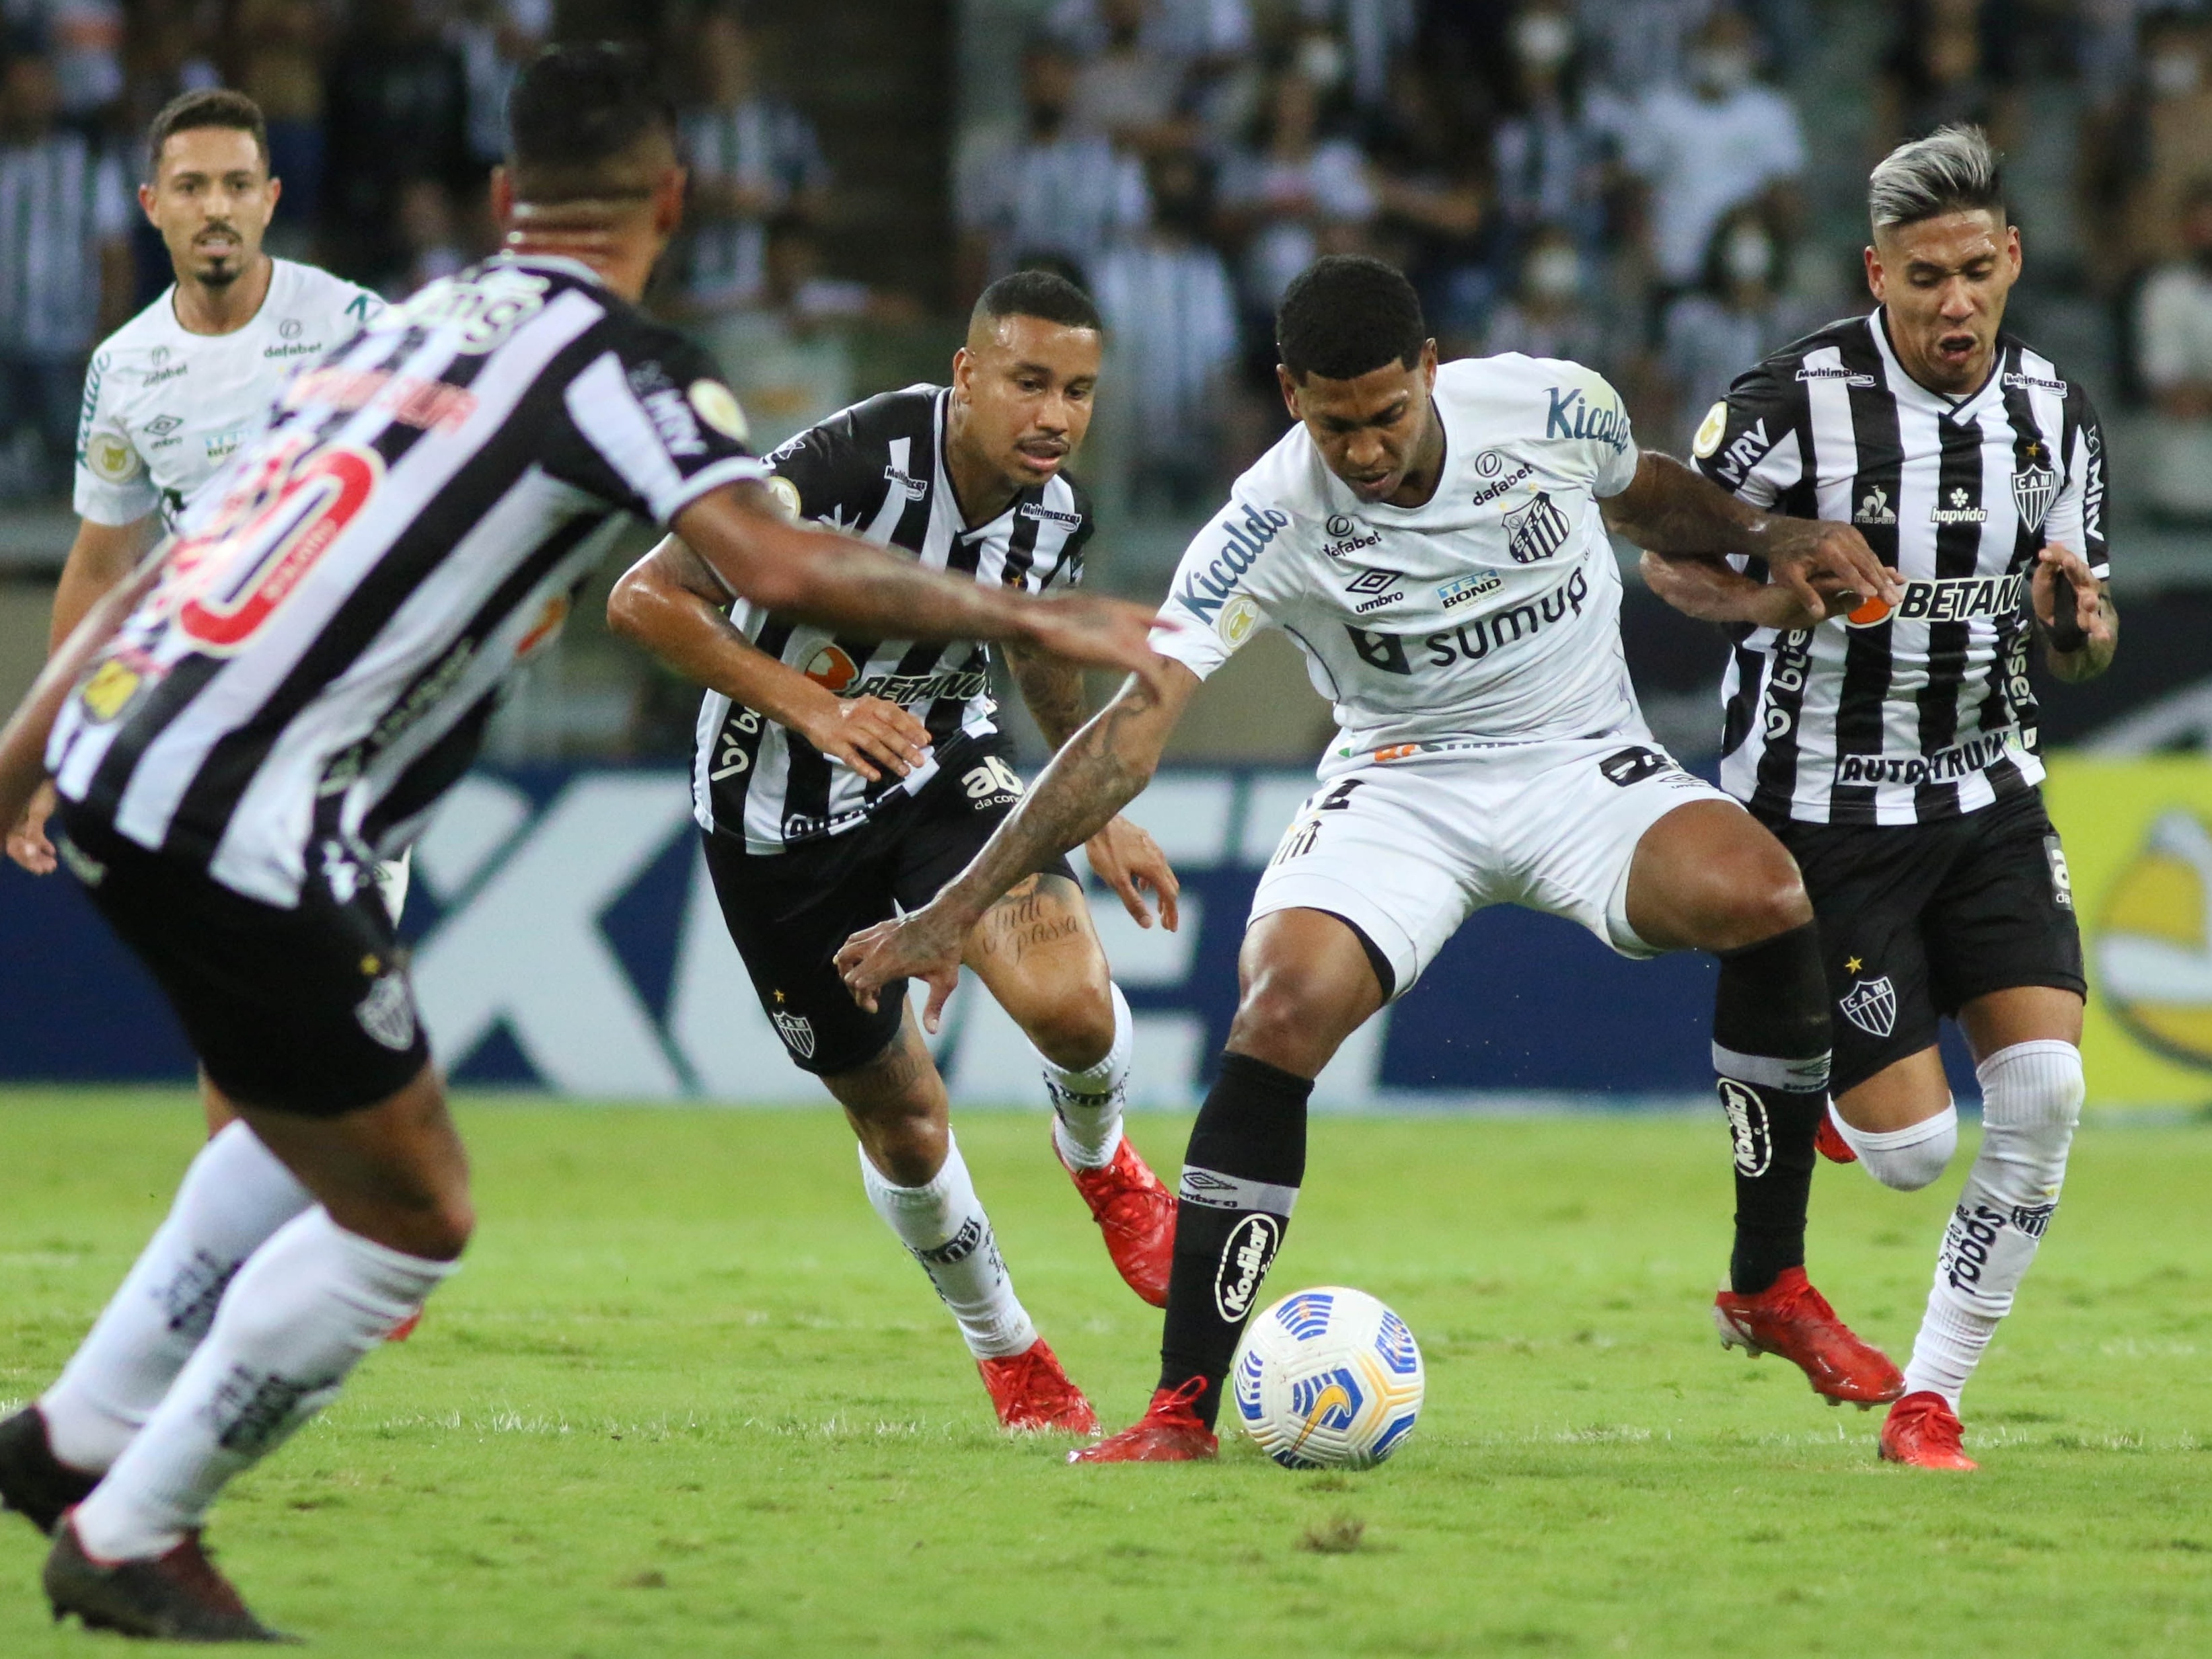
47, 254, 766, 906
692, 384, 1093, 852
1692, 309, 2107, 826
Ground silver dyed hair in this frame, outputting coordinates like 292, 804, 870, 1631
1868, 124, 2005, 232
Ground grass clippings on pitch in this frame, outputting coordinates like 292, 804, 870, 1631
2, 1091, 2209, 1656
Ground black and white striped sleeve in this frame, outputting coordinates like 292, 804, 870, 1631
2049, 380, 2109, 580
1689, 357, 1805, 511
547, 324, 767, 524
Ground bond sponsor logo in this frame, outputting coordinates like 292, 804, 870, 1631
205, 426, 250, 465
1833, 726, 2022, 788
883, 462, 928, 499
1598, 745, 1674, 787
1845, 572, 2026, 628
1214, 1212, 1282, 1321
2012, 453, 2059, 534
2003, 371, 2067, 396
2011, 1200, 2057, 1239
1691, 400, 1728, 459
1344, 566, 1590, 677
1019, 500, 1082, 528
1503, 492, 1570, 563
1436, 570, 1501, 609
356, 975, 418, 1051
771, 1006, 817, 1059
1344, 566, 1405, 613
1929, 486, 1987, 525
1544, 385, 1630, 452
1795, 363, 1876, 387
1718, 1078, 1771, 1177
1839, 975, 1897, 1039
1176, 503, 1290, 623
1854, 485, 1896, 525
1713, 417, 1774, 487
1470, 456, 1535, 507
2044, 834, 2074, 910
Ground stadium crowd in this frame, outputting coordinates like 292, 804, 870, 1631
0, 0, 2209, 517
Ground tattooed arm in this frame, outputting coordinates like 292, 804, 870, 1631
837, 659, 1201, 1027
1004, 640, 1182, 931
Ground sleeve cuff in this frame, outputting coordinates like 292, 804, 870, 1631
653, 454, 772, 526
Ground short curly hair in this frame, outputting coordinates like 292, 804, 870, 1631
1276, 256, 1426, 382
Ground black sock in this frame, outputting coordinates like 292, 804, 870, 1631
1159, 1052, 1310, 1429
1711, 920, 1831, 1296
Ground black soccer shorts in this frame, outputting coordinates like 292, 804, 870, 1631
55, 804, 431, 1116
1765, 786, 2086, 1097
700, 737, 1077, 1077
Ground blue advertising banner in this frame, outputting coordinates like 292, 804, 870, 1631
1, 766, 1749, 1108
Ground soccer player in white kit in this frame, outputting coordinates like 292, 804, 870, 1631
840, 256, 1914, 1459
5, 88, 406, 961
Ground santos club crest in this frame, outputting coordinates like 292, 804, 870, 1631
1503, 492, 1571, 564
1839, 975, 1898, 1039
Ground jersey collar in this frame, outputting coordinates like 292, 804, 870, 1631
931, 386, 1033, 538
484, 251, 607, 288
1867, 307, 2003, 421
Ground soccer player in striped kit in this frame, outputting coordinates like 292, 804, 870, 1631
1644, 126, 2116, 1469
607, 271, 1181, 1434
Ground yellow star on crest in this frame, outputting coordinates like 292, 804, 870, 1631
1845, 957, 1863, 973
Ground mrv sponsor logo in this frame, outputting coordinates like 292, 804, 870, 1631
1176, 503, 1291, 623
1343, 567, 1588, 675
1835, 726, 2024, 787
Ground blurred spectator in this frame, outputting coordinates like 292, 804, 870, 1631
1047, 0, 1251, 61
321, 0, 472, 292
1659, 202, 1814, 452
2116, 10, 2212, 272
1572, 0, 1716, 96
1066, 0, 1191, 157
1367, 59, 1494, 348
700, 217, 889, 455
1093, 150, 1240, 511
392, 180, 467, 299
2135, 178, 2212, 521
1491, 4, 1612, 257
1300, 0, 1418, 112
760, 212, 920, 330
1481, 223, 1609, 369
1220, 67, 1374, 317
677, 4, 830, 316
1878, 0, 2020, 153
956, 43, 1148, 298
231, 0, 328, 239
446, 0, 553, 173
1621, 9, 1804, 292
47, 0, 122, 121
119, 0, 217, 131
0, 49, 129, 499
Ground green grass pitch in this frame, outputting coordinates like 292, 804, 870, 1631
2, 1091, 2209, 1656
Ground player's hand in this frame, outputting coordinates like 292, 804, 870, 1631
1760, 517, 1900, 620
2032, 542, 2104, 655
1084, 813, 1179, 930
797, 694, 931, 783
5, 778, 57, 875
837, 904, 967, 1031
1017, 595, 1175, 698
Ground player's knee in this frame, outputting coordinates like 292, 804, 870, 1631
1021, 982, 1115, 1073
1975, 1041, 2082, 1194
1228, 978, 1351, 1077
420, 1195, 476, 1261
1859, 1117, 1957, 1191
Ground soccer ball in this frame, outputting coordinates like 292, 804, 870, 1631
1229, 1286, 1424, 1469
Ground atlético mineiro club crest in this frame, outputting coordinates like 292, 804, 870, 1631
2012, 441, 2059, 534
771, 1008, 817, 1059
1839, 976, 1898, 1039
1503, 492, 1571, 564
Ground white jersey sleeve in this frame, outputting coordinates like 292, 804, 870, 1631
1561, 363, 1639, 499
1150, 493, 1298, 680
72, 349, 158, 527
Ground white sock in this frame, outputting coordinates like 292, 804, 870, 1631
1830, 1101, 1958, 1191
1902, 1041, 2083, 1409
41, 1123, 313, 1475
1042, 982, 1132, 1171
858, 1134, 1035, 1360
71, 1209, 453, 1560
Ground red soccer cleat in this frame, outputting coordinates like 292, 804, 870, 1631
1058, 1133, 1177, 1307
1713, 1266, 1905, 1406
1880, 1391, 1978, 1471
978, 1338, 1099, 1434
1814, 1105, 1857, 1165
1068, 1378, 1218, 1464
387, 1311, 422, 1342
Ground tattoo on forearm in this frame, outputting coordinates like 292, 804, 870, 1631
1011, 651, 1090, 748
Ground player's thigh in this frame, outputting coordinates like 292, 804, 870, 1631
1504, 739, 1750, 958
1834, 1045, 1954, 1133
1923, 792, 2088, 1040
1769, 815, 1951, 1099
1230, 908, 1389, 1078
698, 828, 904, 1076
1621, 799, 1808, 953
1247, 763, 1477, 1006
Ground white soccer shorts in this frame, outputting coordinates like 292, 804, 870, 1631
1249, 733, 1736, 996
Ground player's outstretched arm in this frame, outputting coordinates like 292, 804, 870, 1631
1004, 636, 1181, 932
6, 515, 157, 872
1603, 452, 1901, 618
608, 535, 931, 782
2030, 542, 2118, 683
671, 484, 1171, 693
836, 660, 1201, 1029
1637, 548, 1831, 632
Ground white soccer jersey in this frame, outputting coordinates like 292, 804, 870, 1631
1152, 355, 1643, 770
74, 258, 383, 531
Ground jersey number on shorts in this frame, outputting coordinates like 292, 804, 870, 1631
1271, 778, 1363, 864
